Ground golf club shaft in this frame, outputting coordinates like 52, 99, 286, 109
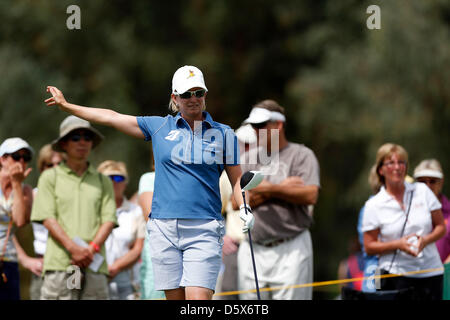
242, 191, 261, 300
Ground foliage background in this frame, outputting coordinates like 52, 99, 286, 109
1, 0, 449, 299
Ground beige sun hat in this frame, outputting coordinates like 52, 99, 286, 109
51, 115, 104, 152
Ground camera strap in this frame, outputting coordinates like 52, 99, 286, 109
387, 188, 414, 273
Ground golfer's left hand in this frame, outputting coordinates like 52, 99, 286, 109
239, 204, 255, 233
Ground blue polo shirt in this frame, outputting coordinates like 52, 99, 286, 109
137, 111, 239, 220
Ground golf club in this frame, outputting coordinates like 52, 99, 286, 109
240, 170, 263, 300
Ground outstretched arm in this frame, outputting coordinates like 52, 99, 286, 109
225, 165, 246, 208
45, 86, 144, 139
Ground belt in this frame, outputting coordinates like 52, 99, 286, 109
35, 254, 44, 258
255, 237, 292, 248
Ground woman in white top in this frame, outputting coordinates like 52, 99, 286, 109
0, 138, 34, 300
362, 143, 446, 299
97, 160, 145, 300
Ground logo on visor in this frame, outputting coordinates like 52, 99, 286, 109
187, 70, 195, 79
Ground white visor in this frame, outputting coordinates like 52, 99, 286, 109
243, 107, 286, 124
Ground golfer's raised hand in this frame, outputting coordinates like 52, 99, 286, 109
9, 163, 32, 184
45, 86, 67, 107
239, 204, 255, 233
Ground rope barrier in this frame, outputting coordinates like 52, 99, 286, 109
213, 267, 445, 297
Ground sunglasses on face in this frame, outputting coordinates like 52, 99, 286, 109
45, 162, 61, 169
383, 160, 406, 168
178, 89, 206, 99
417, 178, 439, 185
251, 121, 269, 130
109, 175, 126, 183
67, 132, 94, 142
9, 152, 32, 163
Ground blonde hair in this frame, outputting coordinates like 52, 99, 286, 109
97, 160, 128, 181
37, 144, 64, 173
368, 165, 382, 193
368, 143, 409, 188
413, 159, 443, 178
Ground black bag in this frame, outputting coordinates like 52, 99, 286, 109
341, 286, 413, 300
378, 268, 397, 291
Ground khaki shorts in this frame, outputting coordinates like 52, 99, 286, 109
40, 270, 109, 300
238, 230, 313, 300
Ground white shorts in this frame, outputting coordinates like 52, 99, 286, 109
147, 218, 225, 291
238, 229, 313, 300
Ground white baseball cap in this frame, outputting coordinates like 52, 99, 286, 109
235, 124, 257, 144
243, 107, 286, 124
413, 169, 443, 179
172, 65, 208, 95
413, 159, 444, 179
0, 137, 34, 157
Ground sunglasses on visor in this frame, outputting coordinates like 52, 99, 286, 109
177, 89, 206, 99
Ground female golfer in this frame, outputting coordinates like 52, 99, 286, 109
44, 65, 254, 300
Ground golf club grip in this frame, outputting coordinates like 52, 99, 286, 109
241, 191, 249, 214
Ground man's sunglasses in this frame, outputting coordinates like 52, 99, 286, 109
178, 89, 206, 99
417, 178, 439, 185
251, 121, 269, 129
9, 152, 32, 163
67, 132, 94, 142
109, 175, 126, 183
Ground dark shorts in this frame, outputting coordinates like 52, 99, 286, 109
0, 261, 20, 300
